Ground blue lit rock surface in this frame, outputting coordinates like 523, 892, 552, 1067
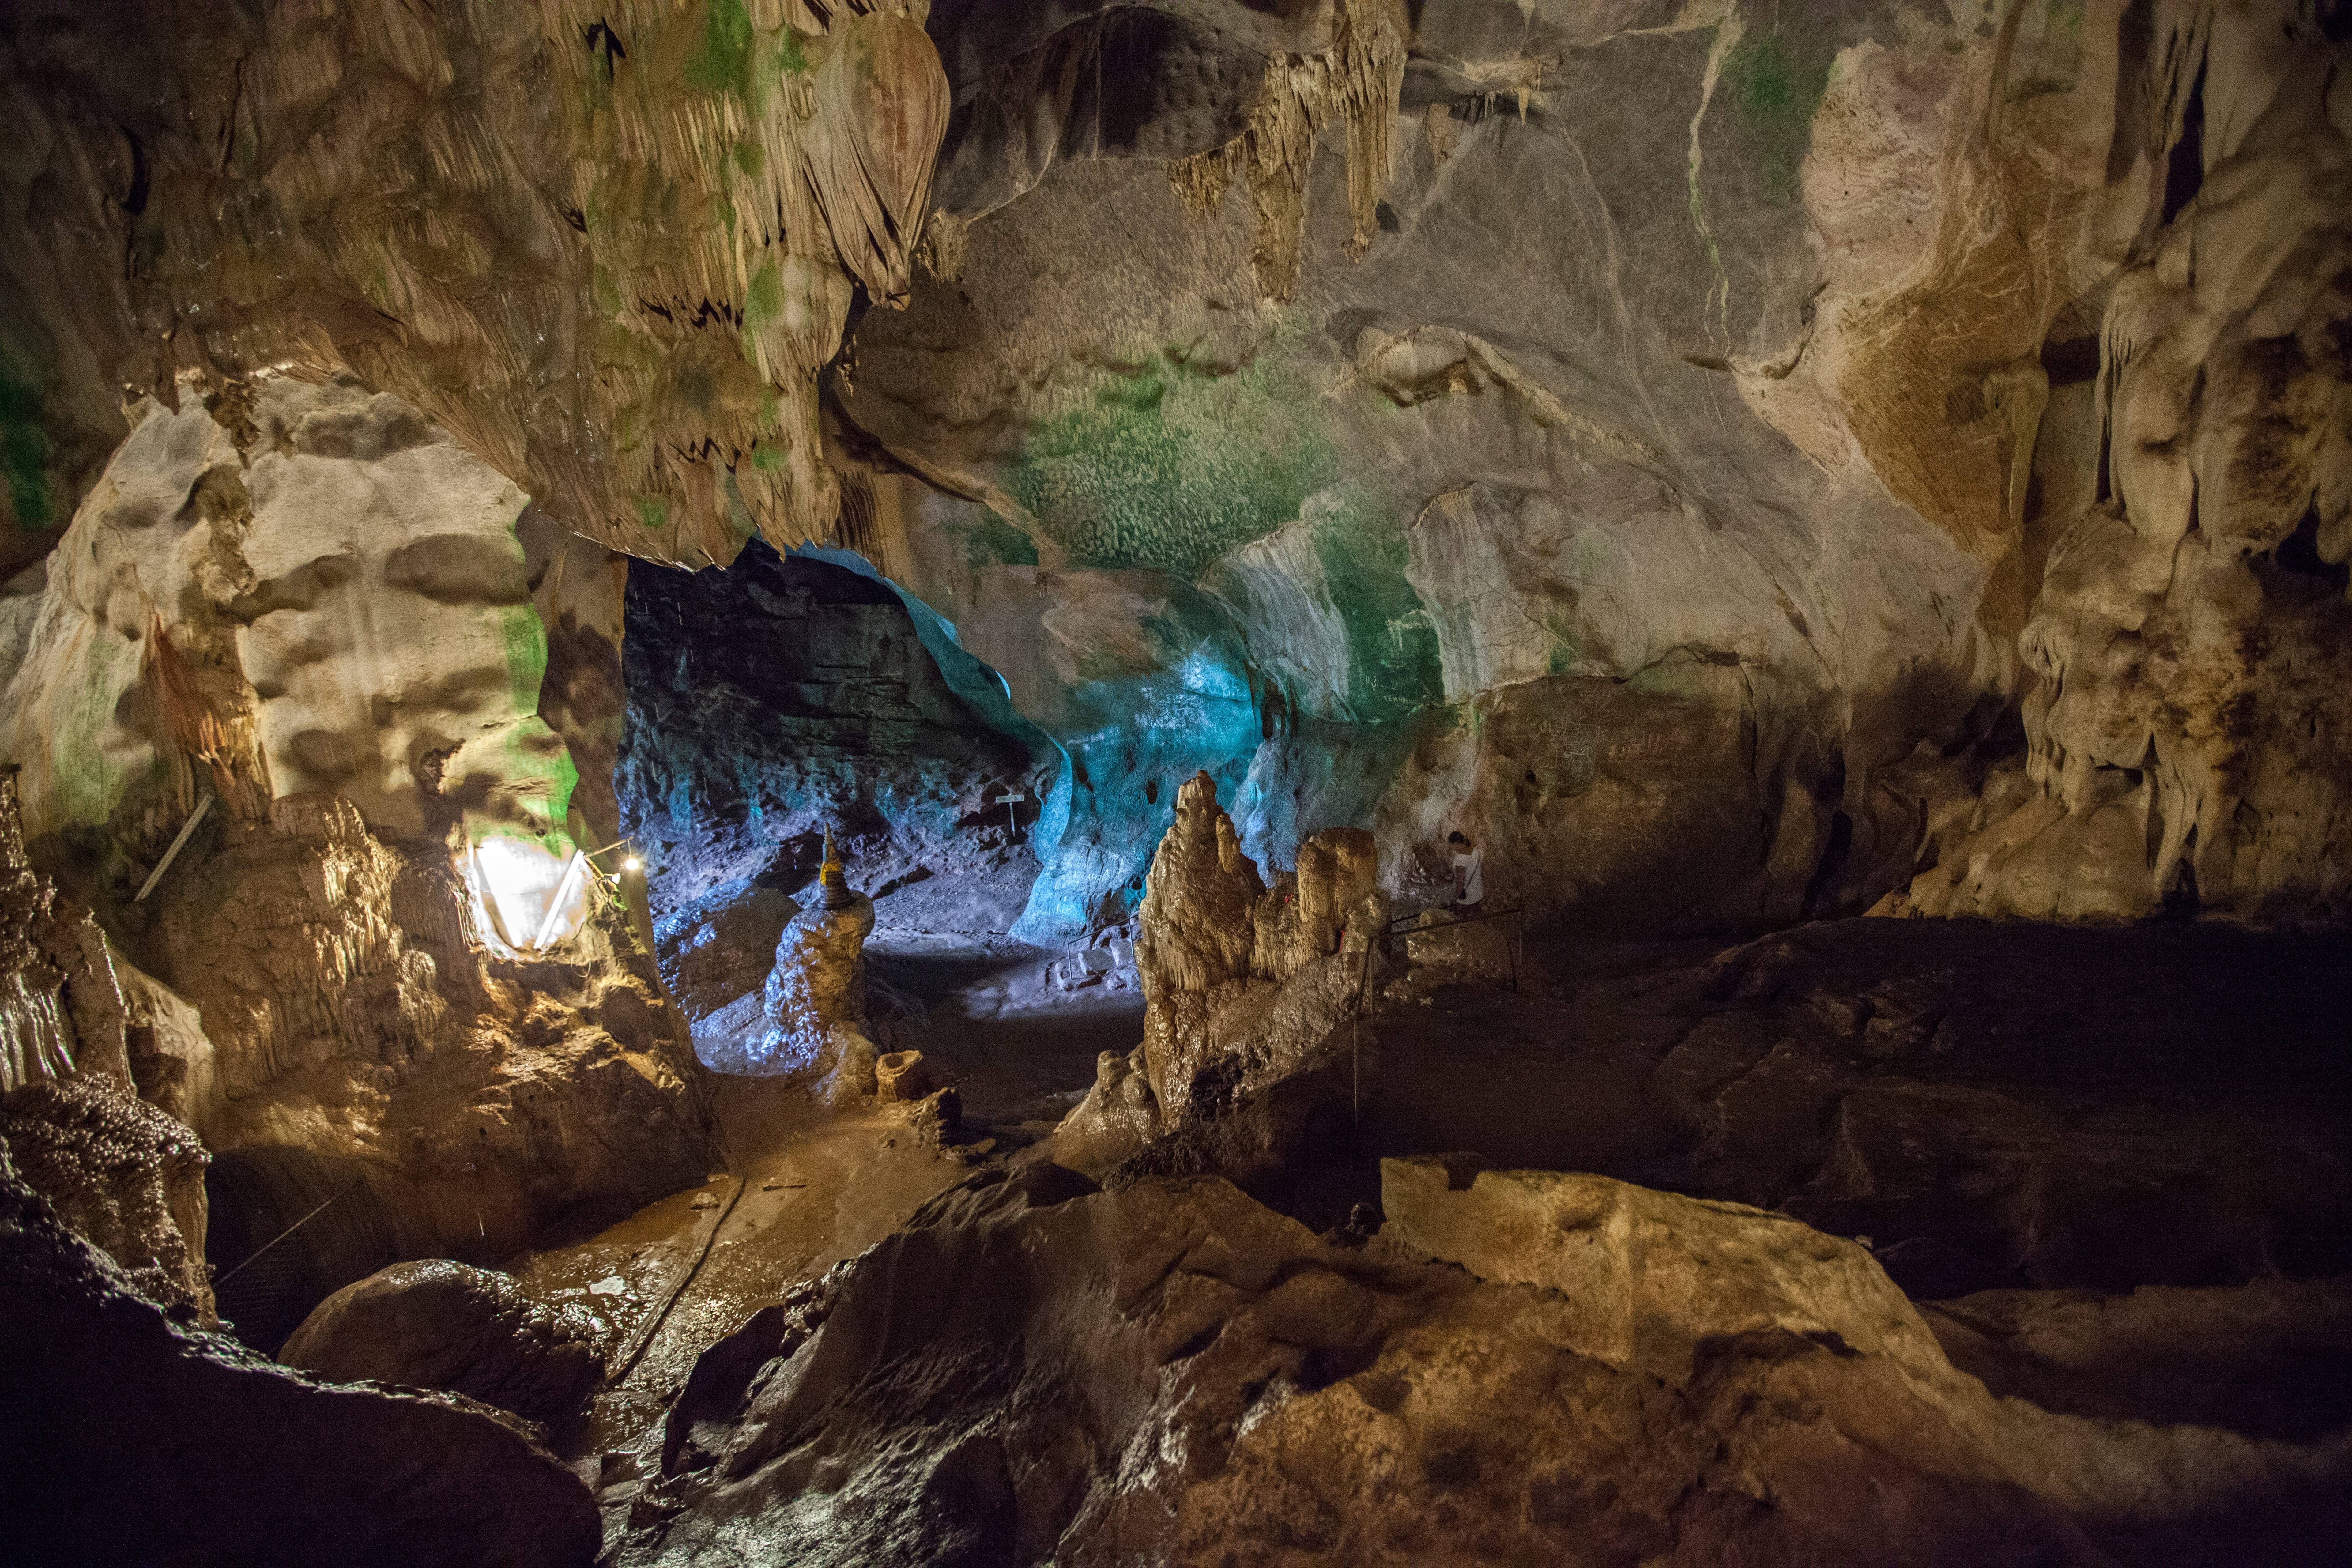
619, 542, 1050, 951
826, 0, 2048, 936
748, 882, 876, 1087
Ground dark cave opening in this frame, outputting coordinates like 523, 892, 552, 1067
206, 1148, 398, 1356
2270, 506, 2350, 593
2160, 55, 2207, 224
615, 540, 1049, 941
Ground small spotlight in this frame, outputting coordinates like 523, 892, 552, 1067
622, 855, 643, 873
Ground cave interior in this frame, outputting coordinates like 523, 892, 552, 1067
2, 1, 2351, 1564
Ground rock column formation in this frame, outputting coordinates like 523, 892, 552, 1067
1890, 7, 2352, 922
753, 834, 879, 1095
1136, 773, 1382, 1126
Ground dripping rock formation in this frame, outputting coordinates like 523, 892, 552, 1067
0, 769, 214, 1321
0, 0, 949, 566
1134, 772, 1382, 1128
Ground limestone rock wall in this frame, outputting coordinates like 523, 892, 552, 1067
7, 0, 2343, 950
1890, 4, 2352, 923
803, 0, 2160, 937
0, 0, 948, 567
0, 1069, 212, 1324
0, 768, 213, 1321
0, 374, 716, 1348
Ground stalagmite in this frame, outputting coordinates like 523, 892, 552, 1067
750, 831, 879, 1096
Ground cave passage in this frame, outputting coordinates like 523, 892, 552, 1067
4, 2, 2351, 1564
614, 538, 1146, 1115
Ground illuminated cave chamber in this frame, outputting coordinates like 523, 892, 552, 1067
2, 0, 2350, 1564
619, 543, 1047, 934
614, 539, 1054, 1064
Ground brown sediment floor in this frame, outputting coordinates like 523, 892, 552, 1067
509, 1077, 968, 1458
509, 936, 1145, 1462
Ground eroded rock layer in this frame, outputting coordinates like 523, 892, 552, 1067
826, 0, 2143, 934
6, 1, 2347, 937
0, 375, 716, 1348
609, 1162, 2350, 1566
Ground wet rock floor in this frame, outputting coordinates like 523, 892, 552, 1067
507, 928, 1146, 1470
509, 913, 2352, 1486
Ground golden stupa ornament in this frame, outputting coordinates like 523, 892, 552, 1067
819, 829, 855, 910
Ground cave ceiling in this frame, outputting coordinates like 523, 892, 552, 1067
0, 0, 2346, 934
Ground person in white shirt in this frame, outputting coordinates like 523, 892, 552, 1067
1448, 830, 1485, 915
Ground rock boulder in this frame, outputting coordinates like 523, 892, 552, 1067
0, 1145, 598, 1568
281, 1258, 605, 1430
609, 1163, 2351, 1567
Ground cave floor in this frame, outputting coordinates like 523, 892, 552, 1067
869, 929, 1144, 1136
511, 927, 1143, 1469
507, 1077, 965, 1463
521, 913, 2352, 1479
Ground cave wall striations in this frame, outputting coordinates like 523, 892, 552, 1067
0, 375, 716, 1346
1889, 4, 2352, 922
804, 0, 2349, 935
0, 0, 948, 571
